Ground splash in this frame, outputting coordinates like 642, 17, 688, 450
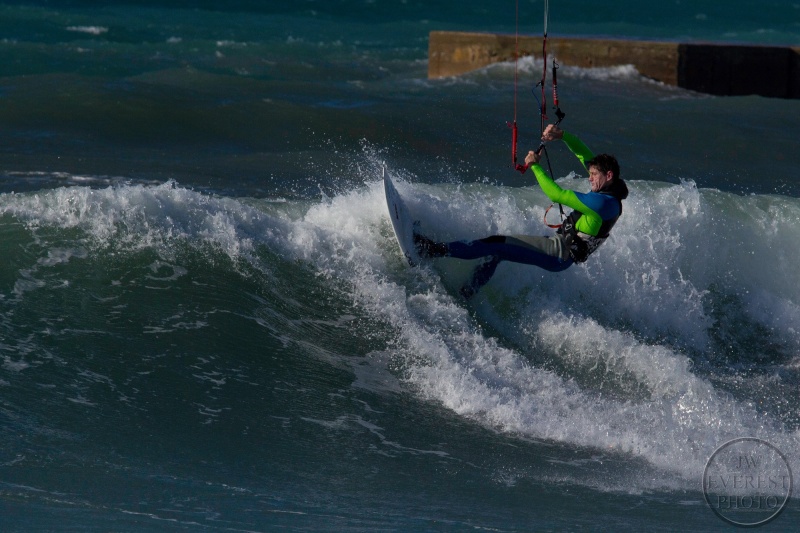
286, 170, 800, 488
2, 171, 798, 492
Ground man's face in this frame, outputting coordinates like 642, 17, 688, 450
588, 165, 613, 192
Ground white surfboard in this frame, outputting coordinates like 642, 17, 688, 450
382, 167, 484, 297
383, 166, 420, 266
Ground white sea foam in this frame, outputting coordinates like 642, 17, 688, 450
66, 26, 109, 36
272, 170, 800, 489
2, 173, 798, 492
0, 181, 285, 263
483, 55, 643, 83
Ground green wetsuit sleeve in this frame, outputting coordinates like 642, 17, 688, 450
531, 164, 585, 212
530, 130, 593, 209
530, 165, 604, 235
562, 131, 595, 170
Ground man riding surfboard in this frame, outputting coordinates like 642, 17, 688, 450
414, 124, 629, 298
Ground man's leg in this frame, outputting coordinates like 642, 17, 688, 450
460, 255, 501, 299
446, 235, 571, 272
414, 233, 573, 297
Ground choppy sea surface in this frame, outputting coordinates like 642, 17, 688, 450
1, 1, 799, 531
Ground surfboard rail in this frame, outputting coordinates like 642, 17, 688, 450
383, 165, 420, 267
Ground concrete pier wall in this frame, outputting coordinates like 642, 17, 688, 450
428, 31, 800, 99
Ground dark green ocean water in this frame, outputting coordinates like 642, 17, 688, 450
2, 1, 800, 531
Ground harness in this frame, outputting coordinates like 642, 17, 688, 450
557, 195, 623, 263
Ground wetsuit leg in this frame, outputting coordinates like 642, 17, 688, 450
415, 233, 573, 297
451, 235, 572, 297
460, 255, 501, 298
447, 235, 572, 272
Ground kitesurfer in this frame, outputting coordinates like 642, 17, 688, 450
414, 124, 629, 298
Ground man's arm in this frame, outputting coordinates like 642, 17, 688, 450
561, 131, 594, 170
524, 148, 604, 235
524, 139, 586, 210
529, 164, 577, 206
541, 124, 595, 170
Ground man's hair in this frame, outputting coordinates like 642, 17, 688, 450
586, 154, 620, 180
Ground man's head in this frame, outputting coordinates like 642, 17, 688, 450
586, 153, 619, 192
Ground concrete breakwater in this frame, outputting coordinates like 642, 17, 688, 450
428, 31, 800, 99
